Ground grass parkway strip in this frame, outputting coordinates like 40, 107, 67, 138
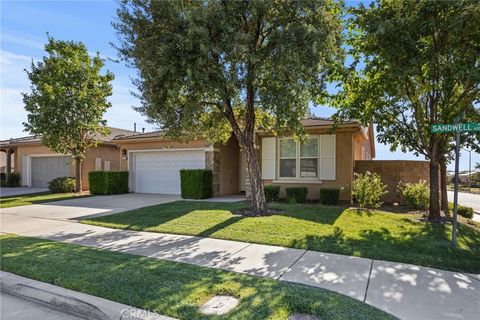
82, 200, 480, 273
0, 235, 393, 320
0, 192, 89, 208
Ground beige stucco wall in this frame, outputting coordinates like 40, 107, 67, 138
14, 144, 120, 190
354, 160, 430, 203
353, 132, 372, 160
260, 129, 358, 201
81, 145, 121, 189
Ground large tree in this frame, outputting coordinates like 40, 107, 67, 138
114, 0, 343, 214
23, 37, 114, 192
334, 0, 480, 220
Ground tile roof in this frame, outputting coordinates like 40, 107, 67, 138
300, 117, 359, 127
0, 127, 136, 147
113, 117, 362, 141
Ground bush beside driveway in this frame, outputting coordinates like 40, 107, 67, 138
83, 201, 480, 273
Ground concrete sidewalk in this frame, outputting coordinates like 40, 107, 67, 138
1, 214, 479, 320
0, 271, 175, 320
0, 187, 48, 197
0, 193, 181, 220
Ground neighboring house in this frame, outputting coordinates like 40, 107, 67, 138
0, 127, 134, 189
0, 151, 14, 173
114, 118, 375, 201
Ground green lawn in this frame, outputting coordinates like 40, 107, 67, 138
0, 192, 88, 208
0, 235, 392, 320
83, 201, 480, 273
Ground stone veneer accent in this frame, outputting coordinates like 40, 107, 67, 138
245, 168, 252, 199
205, 150, 220, 196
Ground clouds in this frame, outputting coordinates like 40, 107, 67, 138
0, 35, 156, 139
0, 49, 35, 139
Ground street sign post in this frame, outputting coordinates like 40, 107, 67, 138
432, 117, 476, 246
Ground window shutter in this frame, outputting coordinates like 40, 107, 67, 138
320, 135, 336, 180
262, 137, 276, 179
95, 157, 102, 171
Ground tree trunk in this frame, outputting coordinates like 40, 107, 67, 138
244, 141, 267, 215
439, 156, 449, 216
428, 157, 441, 221
75, 157, 82, 193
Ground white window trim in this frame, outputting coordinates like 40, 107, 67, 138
278, 137, 297, 179
276, 134, 336, 181
299, 137, 319, 179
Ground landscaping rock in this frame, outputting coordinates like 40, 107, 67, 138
199, 295, 239, 315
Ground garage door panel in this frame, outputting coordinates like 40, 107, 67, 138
133, 151, 205, 194
31, 156, 72, 187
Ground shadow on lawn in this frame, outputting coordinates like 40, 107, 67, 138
289, 222, 480, 273
0, 235, 392, 320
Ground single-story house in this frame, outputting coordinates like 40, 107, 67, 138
0, 127, 134, 189
113, 118, 375, 201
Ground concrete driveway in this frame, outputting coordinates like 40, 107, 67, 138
0, 187, 48, 197
0, 193, 180, 221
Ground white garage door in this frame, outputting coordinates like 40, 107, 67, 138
133, 151, 205, 194
31, 156, 72, 187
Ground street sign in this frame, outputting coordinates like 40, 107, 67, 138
431, 122, 480, 133
430, 120, 480, 247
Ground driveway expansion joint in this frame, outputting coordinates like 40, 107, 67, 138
363, 259, 374, 303
277, 250, 308, 280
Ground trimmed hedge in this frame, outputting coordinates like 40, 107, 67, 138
0, 173, 6, 187
2, 172, 21, 187
449, 203, 474, 219
285, 187, 308, 204
319, 188, 340, 205
180, 169, 213, 199
264, 185, 280, 202
89, 171, 129, 195
48, 177, 75, 193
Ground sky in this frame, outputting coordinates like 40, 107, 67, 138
1, 0, 478, 171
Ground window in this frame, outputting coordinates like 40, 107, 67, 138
279, 138, 296, 177
275, 135, 335, 180
300, 138, 318, 178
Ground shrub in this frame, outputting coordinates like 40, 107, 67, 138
449, 203, 474, 219
264, 185, 280, 202
180, 169, 213, 199
89, 171, 129, 195
48, 177, 76, 193
398, 180, 429, 210
5, 172, 21, 187
0, 173, 6, 187
285, 187, 308, 204
352, 172, 388, 210
319, 188, 340, 205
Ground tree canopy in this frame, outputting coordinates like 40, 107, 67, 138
114, 0, 343, 214
333, 0, 480, 219
23, 36, 114, 191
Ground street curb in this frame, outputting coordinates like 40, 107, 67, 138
1, 282, 110, 320
0, 271, 176, 320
